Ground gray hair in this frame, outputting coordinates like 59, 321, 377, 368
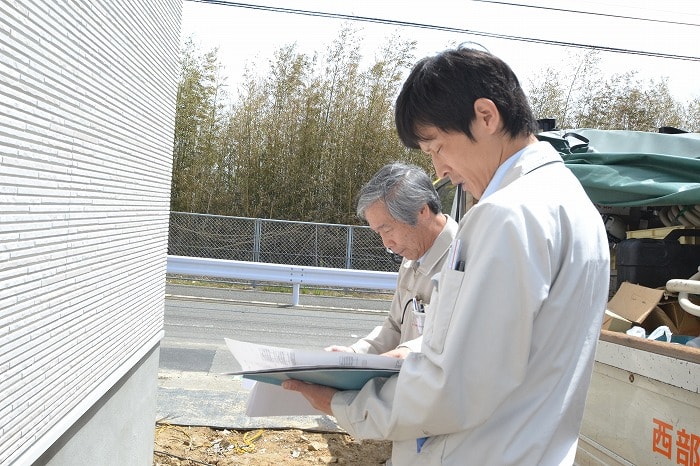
356, 162, 442, 226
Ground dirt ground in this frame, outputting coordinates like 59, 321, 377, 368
153, 423, 392, 465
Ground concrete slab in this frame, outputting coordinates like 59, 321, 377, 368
159, 347, 216, 372
156, 370, 344, 432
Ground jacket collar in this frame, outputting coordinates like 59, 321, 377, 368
403, 215, 459, 274
498, 141, 563, 190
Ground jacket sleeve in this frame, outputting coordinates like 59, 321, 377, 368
397, 336, 422, 352
349, 293, 403, 354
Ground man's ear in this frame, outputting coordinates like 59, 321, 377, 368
473, 98, 501, 135
417, 203, 431, 220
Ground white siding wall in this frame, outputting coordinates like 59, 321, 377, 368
0, 0, 181, 464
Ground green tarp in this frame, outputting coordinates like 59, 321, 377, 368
538, 129, 700, 207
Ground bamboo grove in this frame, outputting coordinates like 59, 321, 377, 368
172, 28, 700, 223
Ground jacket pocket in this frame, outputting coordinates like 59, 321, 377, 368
423, 268, 464, 354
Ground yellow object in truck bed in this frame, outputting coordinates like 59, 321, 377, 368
626, 226, 697, 244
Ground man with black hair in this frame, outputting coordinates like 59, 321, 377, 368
285, 46, 609, 465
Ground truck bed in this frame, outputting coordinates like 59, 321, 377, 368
576, 330, 700, 465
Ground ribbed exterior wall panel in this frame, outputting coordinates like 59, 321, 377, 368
0, 0, 181, 463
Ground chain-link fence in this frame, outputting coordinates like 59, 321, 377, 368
168, 212, 400, 272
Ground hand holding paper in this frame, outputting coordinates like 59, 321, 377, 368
282, 379, 336, 415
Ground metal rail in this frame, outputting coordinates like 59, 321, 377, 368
166, 255, 398, 306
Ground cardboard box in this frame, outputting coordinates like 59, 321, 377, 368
603, 282, 700, 337
602, 309, 638, 333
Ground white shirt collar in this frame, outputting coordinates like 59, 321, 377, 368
480, 146, 528, 201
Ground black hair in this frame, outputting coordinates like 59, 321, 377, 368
395, 45, 538, 149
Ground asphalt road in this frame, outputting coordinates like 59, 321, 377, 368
160, 284, 391, 374
156, 283, 392, 429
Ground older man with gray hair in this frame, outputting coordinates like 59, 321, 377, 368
326, 161, 458, 358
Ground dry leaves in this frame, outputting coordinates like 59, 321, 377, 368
153, 424, 391, 465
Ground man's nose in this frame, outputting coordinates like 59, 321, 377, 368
431, 153, 448, 178
381, 236, 394, 249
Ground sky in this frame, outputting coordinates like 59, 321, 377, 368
179, 0, 700, 103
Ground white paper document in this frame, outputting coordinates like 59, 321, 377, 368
225, 338, 402, 391
226, 339, 403, 417
225, 338, 403, 372
245, 382, 327, 417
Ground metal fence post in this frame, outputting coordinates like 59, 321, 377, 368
253, 218, 262, 263
346, 226, 353, 269
315, 224, 319, 267
292, 284, 301, 306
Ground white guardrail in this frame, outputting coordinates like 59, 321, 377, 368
166, 255, 398, 306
